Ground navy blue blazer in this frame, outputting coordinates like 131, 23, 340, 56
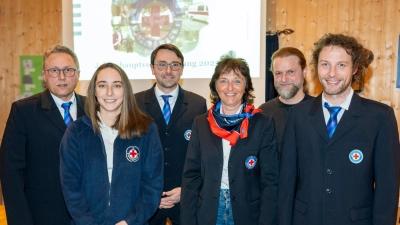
0, 89, 86, 225
278, 93, 400, 225
181, 112, 279, 225
134, 84, 207, 221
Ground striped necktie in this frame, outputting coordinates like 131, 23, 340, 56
161, 95, 172, 124
61, 102, 73, 127
324, 102, 342, 138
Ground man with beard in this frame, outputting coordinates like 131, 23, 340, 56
258, 47, 313, 157
278, 34, 400, 225
134, 44, 207, 225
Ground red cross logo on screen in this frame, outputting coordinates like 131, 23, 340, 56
141, 5, 170, 36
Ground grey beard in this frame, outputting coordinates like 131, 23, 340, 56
275, 83, 300, 99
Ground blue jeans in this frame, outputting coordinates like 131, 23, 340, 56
216, 189, 234, 225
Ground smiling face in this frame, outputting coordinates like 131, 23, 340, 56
273, 55, 306, 102
151, 49, 184, 93
95, 67, 123, 117
317, 46, 356, 103
42, 53, 80, 101
216, 70, 246, 115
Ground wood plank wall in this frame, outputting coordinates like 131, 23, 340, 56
0, 0, 62, 141
267, 0, 400, 131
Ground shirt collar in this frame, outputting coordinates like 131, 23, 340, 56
154, 84, 179, 98
51, 92, 76, 106
322, 88, 353, 110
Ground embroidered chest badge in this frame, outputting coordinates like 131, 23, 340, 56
184, 130, 191, 141
349, 149, 363, 164
245, 155, 257, 169
126, 146, 140, 162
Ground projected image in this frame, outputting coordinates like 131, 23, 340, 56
73, 0, 262, 80
111, 0, 208, 55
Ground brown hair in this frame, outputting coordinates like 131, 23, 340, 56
150, 44, 184, 65
42, 44, 80, 70
311, 33, 374, 84
85, 63, 152, 139
270, 47, 307, 71
209, 54, 255, 104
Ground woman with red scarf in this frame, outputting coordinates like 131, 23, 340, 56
181, 55, 279, 225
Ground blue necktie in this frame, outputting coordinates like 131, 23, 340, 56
324, 102, 342, 138
161, 95, 172, 124
61, 102, 73, 127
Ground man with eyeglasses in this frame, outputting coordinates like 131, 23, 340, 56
135, 44, 207, 225
0, 44, 86, 225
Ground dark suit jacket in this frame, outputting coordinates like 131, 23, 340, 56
134, 85, 207, 221
0, 89, 86, 225
278, 93, 400, 225
181, 113, 279, 225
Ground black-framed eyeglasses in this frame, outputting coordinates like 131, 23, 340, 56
46, 68, 77, 78
154, 62, 182, 71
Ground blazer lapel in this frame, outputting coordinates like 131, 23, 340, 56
329, 93, 361, 143
309, 95, 331, 143
42, 89, 67, 132
167, 87, 187, 128
144, 87, 167, 127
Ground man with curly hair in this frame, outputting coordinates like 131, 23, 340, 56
278, 33, 400, 225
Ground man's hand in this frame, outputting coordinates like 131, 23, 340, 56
116, 220, 128, 225
159, 187, 181, 209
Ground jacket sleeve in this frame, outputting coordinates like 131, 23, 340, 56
180, 117, 202, 225
372, 107, 400, 224
0, 102, 34, 225
124, 123, 164, 225
60, 125, 98, 225
259, 116, 279, 225
277, 109, 297, 225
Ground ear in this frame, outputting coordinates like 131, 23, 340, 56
42, 70, 47, 83
352, 66, 358, 75
302, 66, 307, 78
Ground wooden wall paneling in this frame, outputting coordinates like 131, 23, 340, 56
277, 0, 291, 47
380, 0, 395, 104
267, 0, 276, 32
361, 0, 372, 98
0, 0, 13, 137
327, 0, 339, 33
294, 0, 306, 52
304, 0, 319, 95
391, 0, 400, 123
371, 0, 384, 101
285, 0, 296, 47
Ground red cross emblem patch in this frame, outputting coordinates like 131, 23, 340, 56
126, 146, 140, 162
349, 149, 363, 164
245, 155, 257, 169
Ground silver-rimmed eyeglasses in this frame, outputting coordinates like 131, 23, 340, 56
155, 62, 182, 71
46, 68, 77, 78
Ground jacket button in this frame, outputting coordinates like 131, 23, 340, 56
327, 169, 332, 174
165, 148, 169, 151
231, 197, 236, 201
164, 162, 170, 166
326, 188, 331, 193
230, 180, 234, 184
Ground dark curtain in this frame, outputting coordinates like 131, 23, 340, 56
265, 34, 279, 102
